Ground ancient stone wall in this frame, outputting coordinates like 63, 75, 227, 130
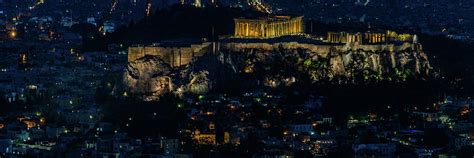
123, 40, 429, 101
129, 41, 415, 72
128, 42, 211, 67
223, 42, 413, 57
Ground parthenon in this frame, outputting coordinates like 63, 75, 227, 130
234, 16, 304, 38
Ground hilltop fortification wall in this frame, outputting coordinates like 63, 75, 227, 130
222, 42, 413, 56
128, 41, 417, 72
124, 40, 429, 101
128, 42, 211, 67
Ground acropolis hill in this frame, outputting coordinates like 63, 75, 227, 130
123, 16, 431, 101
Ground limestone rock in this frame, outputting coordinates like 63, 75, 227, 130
188, 70, 211, 94
122, 56, 173, 101
121, 42, 432, 101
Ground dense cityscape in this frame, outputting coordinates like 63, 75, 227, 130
0, 0, 473, 157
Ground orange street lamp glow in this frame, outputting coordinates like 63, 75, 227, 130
10, 30, 17, 39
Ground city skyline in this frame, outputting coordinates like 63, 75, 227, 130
0, 0, 473, 157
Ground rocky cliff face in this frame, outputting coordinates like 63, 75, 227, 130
122, 42, 431, 101
122, 54, 227, 101
122, 56, 174, 101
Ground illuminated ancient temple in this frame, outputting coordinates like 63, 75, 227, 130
234, 16, 304, 38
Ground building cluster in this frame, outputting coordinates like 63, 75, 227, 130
0, 0, 166, 40
114, 91, 474, 157
0, 46, 129, 157
0, 3, 128, 155
166, 93, 471, 157
1, 83, 474, 157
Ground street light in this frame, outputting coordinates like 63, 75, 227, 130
9, 30, 17, 39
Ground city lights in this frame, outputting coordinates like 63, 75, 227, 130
0, 0, 471, 157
